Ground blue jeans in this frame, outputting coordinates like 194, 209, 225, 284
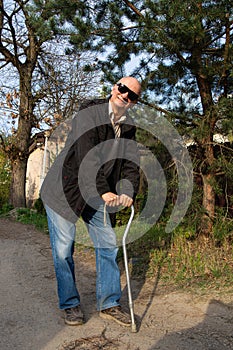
45, 204, 121, 311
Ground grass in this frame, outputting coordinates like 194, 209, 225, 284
154, 234, 233, 289
15, 208, 49, 232
125, 223, 233, 293
2, 207, 232, 294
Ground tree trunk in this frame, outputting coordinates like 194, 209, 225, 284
9, 67, 34, 207
10, 158, 27, 207
195, 62, 216, 235
200, 131, 216, 234
201, 173, 215, 235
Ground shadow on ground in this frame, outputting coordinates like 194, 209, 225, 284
149, 299, 233, 350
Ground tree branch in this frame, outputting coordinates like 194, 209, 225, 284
122, 0, 187, 64
139, 99, 173, 117
122, 0, 144, 17
0, 1, 20, 68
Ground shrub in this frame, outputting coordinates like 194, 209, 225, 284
0, 152, 11, 209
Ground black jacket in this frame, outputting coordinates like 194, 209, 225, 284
40, 99, 140, 223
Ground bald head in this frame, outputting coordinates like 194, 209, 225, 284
110, 76, 141, 119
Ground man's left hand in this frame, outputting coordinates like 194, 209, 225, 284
119, 194, 133, 207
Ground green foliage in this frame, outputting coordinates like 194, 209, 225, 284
0, 152, 11, 209
0, 203, 13, 215
33, 197, 46, 215
213, 209, 233, 243
14, 198, 47, 231
16, 208, 48, 232
66, 0, 232, 102
63, 0, 233, 154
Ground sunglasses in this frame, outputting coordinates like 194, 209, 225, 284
116, 83, 139, 102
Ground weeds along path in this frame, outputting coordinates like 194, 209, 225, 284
0, 217, 232, 350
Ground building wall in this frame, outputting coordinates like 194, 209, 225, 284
26, 148, 45, 207
26, 120, 71, 206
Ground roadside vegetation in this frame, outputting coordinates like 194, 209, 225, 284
127, 221, 233, 293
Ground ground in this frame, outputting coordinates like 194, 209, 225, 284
0, 217, 232, 350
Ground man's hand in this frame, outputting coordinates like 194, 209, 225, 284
102, 192, 133, 207
119, 194, 133, 207
102, 192, 120, 206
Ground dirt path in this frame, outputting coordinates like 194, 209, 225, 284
0, 217, 232, 350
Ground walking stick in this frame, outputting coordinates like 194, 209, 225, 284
122, 205, 137, 332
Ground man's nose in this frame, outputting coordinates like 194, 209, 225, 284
121, 91, 129, 100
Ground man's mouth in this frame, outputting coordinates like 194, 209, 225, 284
117, 96, 128, 105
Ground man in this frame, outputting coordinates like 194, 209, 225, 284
40, 76, 141, 327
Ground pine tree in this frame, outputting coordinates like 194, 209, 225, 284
66, 0, 233, 234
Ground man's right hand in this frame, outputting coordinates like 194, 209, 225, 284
102, 192, 120, 207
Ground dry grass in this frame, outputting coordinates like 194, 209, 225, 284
148, 234, 233, 291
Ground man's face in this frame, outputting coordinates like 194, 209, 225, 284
110, 77, 141, 111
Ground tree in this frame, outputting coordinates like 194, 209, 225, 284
64, 0, 233, 234
0, 0, 100, 207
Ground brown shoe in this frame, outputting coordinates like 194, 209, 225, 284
99, 306, 131, 327
64, 305, 84, 326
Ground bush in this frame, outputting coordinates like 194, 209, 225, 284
0, 203, 13, 215
16, 207, 48, 232
33, 197, 46, 215
0, 152, 11, 209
